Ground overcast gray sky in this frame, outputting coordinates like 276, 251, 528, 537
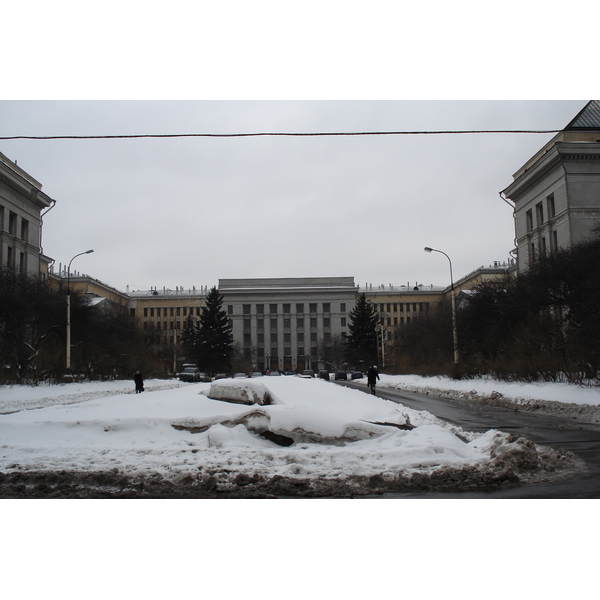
0, 100, 588, 292
2, 4, 595, 293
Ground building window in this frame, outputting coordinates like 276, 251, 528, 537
257, 319, 264, 331
340, 303, 346, 312
297, 318, 304, 329
323, 303, 330, 313
284, 333, 291, 343
553, 230, 558, 252
270, 319, 277, 331
228, 305, 233, 315
310, 318, 317, 328
547, 195, 556, 219
309, 303, 317, 313
296, 303, 304, 313
283, 304, 290, 314
297, 333, 304, 343
9, 212, 17, 236
20, 219, 29, 241
243, 319, 251, 332
323, 318, 330, 329
341, 317, 346, 327
243, 304, 251, 315
256, 304, 264, 314
258, 333, 264, 344
536, 202, 544, 227
526, 209, 533, 233
270, 304, 277, 314
311, 332, 317, 343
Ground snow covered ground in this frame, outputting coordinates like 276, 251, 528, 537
0, 374, 588, 494
3, 374, 595, 600
375, 373, 600, 407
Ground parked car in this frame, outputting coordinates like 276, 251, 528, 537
250, 372, 263, 378
302, 370, 315, 378
334, 370, 348, 380
233, 373, 247, 379
318, 370, 330, 380
178, 366, 201, 382
268, 371, 282, 376
214, 373, 228, 380
351, 370, 364, 380
282, 371, 296, 376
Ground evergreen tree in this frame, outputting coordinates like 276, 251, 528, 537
192, 286, 233, 375
181, 315, 197, 361
345, 294, 379, 367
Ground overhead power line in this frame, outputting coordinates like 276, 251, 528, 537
0, 129, 564, 141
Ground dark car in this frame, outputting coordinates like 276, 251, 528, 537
318, 370, 330, 380
302, 370, 315, 378
351, 370, 364, 380
334, 370, 347, 380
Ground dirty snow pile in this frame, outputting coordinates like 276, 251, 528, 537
0, 376, 560, 484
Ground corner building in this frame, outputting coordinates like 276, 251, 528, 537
502, 100, 600, 272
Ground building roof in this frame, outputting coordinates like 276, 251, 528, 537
564, 100, 600, 130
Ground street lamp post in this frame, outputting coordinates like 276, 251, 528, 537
424, 246, 459, 370
66, 249, 94, 374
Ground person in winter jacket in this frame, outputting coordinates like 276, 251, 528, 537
367, 365, 380, 395
134, 371, 144, 393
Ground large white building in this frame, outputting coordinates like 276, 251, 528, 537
219, 277, 358, 372
502, 100, 600, 271
0, 152, 55, 277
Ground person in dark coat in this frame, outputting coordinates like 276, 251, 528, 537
134, 371, 144, 393
367, 365, 380, 395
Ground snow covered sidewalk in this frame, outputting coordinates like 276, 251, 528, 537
0, 376, 582, 497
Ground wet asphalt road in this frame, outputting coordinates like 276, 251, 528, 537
338, 381, 600, 498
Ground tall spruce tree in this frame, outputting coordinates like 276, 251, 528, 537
345, 294, 379, 368
192, 286, 233, 375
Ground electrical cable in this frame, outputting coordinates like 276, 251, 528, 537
0, 129, 563, 141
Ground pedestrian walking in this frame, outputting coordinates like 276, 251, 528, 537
134, 371, 144, 393
367, 365, 380, 395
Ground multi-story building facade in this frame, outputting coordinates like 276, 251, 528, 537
0, 151, 55, 277
219, 277, 358, 372
502, 100, 600, 272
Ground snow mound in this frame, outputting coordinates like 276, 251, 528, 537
173, 404, 393, 445
207, 379, 277, 405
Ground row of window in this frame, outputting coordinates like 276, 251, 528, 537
378, 302, 429, 315
141, 306, 201, 318
530, 231, 559, 264
526, 194, 556, 233
244, 331, 339, 345
0, 206, 29, 241
230, 302, 346, 315
242, 317, 345, 331
2, 246, 27, 272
